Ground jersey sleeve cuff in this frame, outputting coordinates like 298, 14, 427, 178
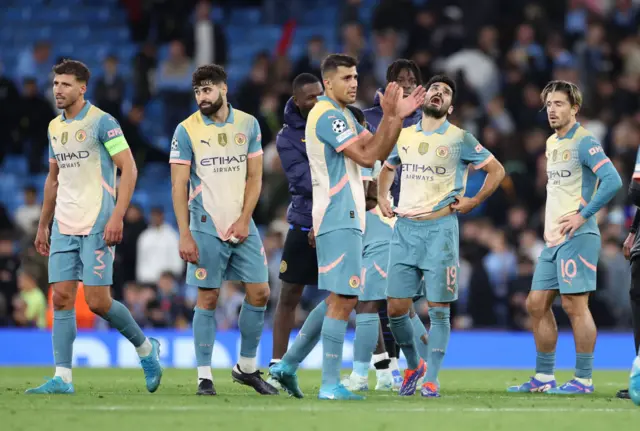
473, 154, 495, 169
169, 159, 191, 165
248, 149, 263, 159
592, 158, 610, 173
384, 161, 398, 169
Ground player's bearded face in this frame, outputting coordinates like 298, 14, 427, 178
422, 84, 452, 118
545, 92, 574, 130
53, 75, 83, 109
195, 84, 224, 116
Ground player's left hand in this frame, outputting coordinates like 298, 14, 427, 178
624, 232, 635, 260
397, 85, 427, 119
450, 196, 479, 215
226, 218, 249, 244
558, 213, 587, 239
103, 215, 124, 246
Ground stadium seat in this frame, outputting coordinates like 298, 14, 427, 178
229, 8, 262, 26
1, 155, 28, 176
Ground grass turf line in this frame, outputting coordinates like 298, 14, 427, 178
1, 368, 638, 431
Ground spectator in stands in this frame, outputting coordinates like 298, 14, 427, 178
123, 282, 150, 327
136, 207, 183, 285
156, 40, 194, 137
132, 42, 157, 104
0, 61, 20, 163
236, 52, 269, 117
94, 55, 126, 121
17, 78, 55, 174
483, 230, 517, 327
120, 104, 167, 169
113, 204, 147, 298
155, 271, 188, 328
293, 36, 326, 79
372, 29, 400, 86
14, 269, 46, 328
341, 22, 374, 78
340, 0, 363, 26
0, 236, 19, 323
14, 41, 53, 94
185, 0, 228, 67
14, 186, 41, 239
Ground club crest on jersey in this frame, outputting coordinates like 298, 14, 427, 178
61, 132, 68, 145
218, 133, 228, 147
419, 142, 429, 155
195, 268, 207, 280
349, 275, 360, 289
235, 133, 247, 146
75, 129, 87, 142
436, 146, 449, 158
562, 150, 571, 161
279, 260, 287, 273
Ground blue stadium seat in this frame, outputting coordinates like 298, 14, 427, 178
229, 8, 262, 26
1, 155, 28, 176
3, 7, 33, 22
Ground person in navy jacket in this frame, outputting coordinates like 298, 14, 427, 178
364, 59, 423, 205
363, 59, 425, 386
269, 73, 324, 376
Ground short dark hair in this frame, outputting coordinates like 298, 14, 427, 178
386, 59, 422, 85
425, 74, 456, 100
540, 80, 583, 108
346, 105, 365, 127
321, 54, 357, 78
292, 73, 321, 92
52, 59, 91, 84
192, 64, 227, 87
24, 186, 37, 195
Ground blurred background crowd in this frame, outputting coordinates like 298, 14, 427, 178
1, 0, 639, 333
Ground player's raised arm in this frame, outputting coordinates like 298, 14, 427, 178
226, 118, 263, 244
34, 133, 60, 256
451, 132, 505, 214
99, 115, 138, 246
169, 124, 199, 264
341, 83, 425, 167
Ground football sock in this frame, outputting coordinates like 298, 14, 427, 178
282, 300, 327, 368
575, 353, 593, 380
535, 351, 556, 378
353, 313, 379, 376
104, 300, 146, 348
410, 313, 429, 363
321, 317, 347, 388
238, 300, 266, 372
389, 313, 419, 370
425, 307, 450, 384
193, 307, 216, 369
53, 310, 76, 383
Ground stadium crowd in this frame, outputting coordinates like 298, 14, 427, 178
1, 0, 639, 333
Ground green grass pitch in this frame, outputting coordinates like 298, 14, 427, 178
2, 368, 638, 430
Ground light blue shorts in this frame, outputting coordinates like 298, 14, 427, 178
361, 244, 389, 302
316, 228, 363, 297
49, 221, 114, 286
386, 215, 459, 303
532, 233, 600, 294
187, 230, 268, 288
